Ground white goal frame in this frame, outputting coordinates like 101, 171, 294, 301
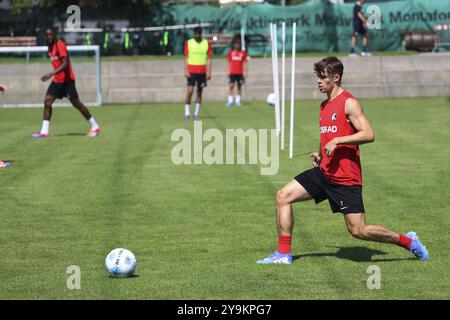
0, 45, 102, 107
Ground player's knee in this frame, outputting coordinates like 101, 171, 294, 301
276, 189, 289, 206
71, 99, 81, 109
347, 225, 364, 239
44, 100, 53, 109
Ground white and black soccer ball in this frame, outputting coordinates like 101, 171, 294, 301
266, 93, 276, 106
105, 248, 137, 278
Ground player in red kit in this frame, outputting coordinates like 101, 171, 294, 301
258, 56, 429, 264
32, 28, 101, 138
226, 38, 248, 107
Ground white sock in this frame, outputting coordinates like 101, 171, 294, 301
41, 120, 50, 134
185, 104, 190, 116
228, 95, 233, 103
88, 117, 99, 130
194, 103, 200, 117
236, 95, 241, 104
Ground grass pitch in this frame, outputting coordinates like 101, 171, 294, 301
0, 97, 449, 299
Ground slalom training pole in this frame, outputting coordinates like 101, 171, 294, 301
273, 24, 281, 137
289, 22, 297, 159
270, 23, 281, 136
281, 21, 286, 150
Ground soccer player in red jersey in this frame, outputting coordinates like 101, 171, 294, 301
32, 28, 101, 138
226, 38, 248, 107
258, 57, 429, 264
0, 83, 11, 168
184, 26, 212, 120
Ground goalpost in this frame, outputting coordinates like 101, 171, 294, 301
0, 45, 102, 108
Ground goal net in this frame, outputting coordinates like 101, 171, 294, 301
0, 45, 102, 108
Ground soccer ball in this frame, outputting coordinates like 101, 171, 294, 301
266, 93, 276, 106
105, 248, 137, 278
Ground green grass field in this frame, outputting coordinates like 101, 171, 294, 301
0, 97, 449, 299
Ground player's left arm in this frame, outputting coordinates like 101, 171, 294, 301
206, 56, 212, 80
41, 57, 69, 82
323, 98, 375, 156
0, 84, 6, 94
206, 42, 212, 80
243, 56, 249, 78
357, 12, 367, 25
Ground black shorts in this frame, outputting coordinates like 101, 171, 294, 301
46, 80, 79, 101
229, 74, 245, 86
187, 74, 207, 89
294, 167, 365, 214
353, 25, 368, 37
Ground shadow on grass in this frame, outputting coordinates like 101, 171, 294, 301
108, 274, 140, 279
54, 132, 86, 137
293, 246, 416, 263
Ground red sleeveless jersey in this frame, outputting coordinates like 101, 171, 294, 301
319, 90, 362, 186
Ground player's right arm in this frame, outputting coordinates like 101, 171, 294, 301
310, 149, 321, 167
42, 40, 69, 82
226, 50, 231, 73
41, 57, 68, 82
0, 84, 6, 94
184, 41, 190, 79
184, 56, 190, 79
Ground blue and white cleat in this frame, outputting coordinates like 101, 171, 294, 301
236, 101, 241, 107
0, 160, 11, 168
406, 231, 429, 261
184, 114, 190, 120
31, 132, 49, 138
257, 251, 292, 265
226, 101, 233, 107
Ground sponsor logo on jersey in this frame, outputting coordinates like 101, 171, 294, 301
320, 125, 338, 133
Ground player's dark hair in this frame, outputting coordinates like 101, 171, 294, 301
193, 26, 202, 34
314, 56, 344, 83
46, 27, 58, 34
232, 35, 241, 47
45, 27, 61, 46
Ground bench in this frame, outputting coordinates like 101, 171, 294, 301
0, 36, 37, 47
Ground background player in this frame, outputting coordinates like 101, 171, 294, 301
184, 26, 212, 120
350, 0, 371, 57
257, 56, 428, 264
226, 38, 249, 107
0, 84, 11, 168
32, 27, 101, 138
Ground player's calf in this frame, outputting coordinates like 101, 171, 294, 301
32, 99, 51, 137
70, 99, 101, 136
